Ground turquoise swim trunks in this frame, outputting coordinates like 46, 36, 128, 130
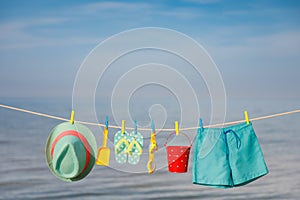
193, 122, 268, 188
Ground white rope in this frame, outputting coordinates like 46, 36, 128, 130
1, 103, 300, 132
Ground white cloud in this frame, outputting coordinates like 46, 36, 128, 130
156, 8, 201, 19
71, 1, 204, 20
0, 17, 67, 30
196, 29, 300, 83
245, 31, 300, 53
0, 1, 203, 49
0, 36, 102, 50
0, 17, 68, 39
76, 1, 154, 14
182, 0, 222, 4
0, 17, 103, 49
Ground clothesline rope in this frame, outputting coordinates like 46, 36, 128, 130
0, 103, 299, 131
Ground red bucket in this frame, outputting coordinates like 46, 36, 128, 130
164, 132, 192, 173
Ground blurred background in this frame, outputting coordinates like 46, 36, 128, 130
0, 0, 299, 199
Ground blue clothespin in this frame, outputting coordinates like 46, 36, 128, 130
105, 116, 109, 129
134, 120, 138, 134
199, 118, 203, 130
151, 120, 155, 133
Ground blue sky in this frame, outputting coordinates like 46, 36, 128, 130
0, 0, 300, 99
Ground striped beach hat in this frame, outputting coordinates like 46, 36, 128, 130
45, 122, 97, 182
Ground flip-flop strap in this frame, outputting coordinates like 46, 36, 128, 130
115, 137, 130, 154
127, 139, 143, 155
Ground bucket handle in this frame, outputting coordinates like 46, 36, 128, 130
164, 132, 192, 147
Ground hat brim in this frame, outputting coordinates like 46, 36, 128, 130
46, 122, 97, 182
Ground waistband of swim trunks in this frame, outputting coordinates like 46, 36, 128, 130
200, 122, 253, 134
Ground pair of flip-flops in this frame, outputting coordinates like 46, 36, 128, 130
114, 131, 143, 165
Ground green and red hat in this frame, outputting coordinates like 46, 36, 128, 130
45, 122, 97, 182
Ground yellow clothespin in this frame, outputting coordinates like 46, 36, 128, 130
148, 120, 157, 174
70, 110, 74, 124
122, 120, 125, 134
244, 111, 250, 124
175, 121, 179, 135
